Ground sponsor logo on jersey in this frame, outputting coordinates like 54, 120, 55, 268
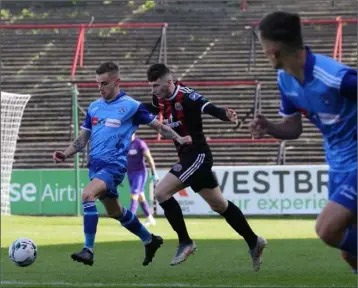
175, 102, 183, 111
105, 118, 121, 127
189, 92, 201, 101
163, 114, 182, 128
128, 149, 138, 155
285, 91, 299, 97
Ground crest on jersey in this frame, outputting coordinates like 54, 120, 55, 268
118, 107, 127, 113
175, 102, 183, 111
322, 95, 330, 105
189, 92, 201, 101
92, 117, 99, 126
173, 163, 182, 172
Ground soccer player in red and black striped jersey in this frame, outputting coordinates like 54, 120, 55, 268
145, 64, 267, 271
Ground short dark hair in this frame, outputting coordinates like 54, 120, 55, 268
259, 11, 304, 49
147, 63, 171, 82
96, 62, 119, 75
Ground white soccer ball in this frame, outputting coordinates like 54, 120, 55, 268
9, 238, 37, 267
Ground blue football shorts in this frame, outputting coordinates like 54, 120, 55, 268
329, 169, 357, 213
88, 164, 126, 199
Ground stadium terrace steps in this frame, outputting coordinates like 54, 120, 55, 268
1, 0, 356, 168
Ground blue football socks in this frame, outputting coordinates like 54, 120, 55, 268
115, 207, 152, 244
83, 201, 99, 251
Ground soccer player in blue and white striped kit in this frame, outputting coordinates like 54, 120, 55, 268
249, 12, 357, 272
53, 62, 191, 266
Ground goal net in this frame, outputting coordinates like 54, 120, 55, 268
1, 91, 31, 215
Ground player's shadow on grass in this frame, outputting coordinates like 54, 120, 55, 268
2, 239, 355, 288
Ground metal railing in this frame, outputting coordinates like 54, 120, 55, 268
247, 17, 358, 71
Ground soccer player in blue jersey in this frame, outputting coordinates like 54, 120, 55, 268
53, 62, 191, 266
249, 11, 357, 272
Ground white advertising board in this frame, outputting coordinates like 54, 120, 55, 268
156, 165, 329, 215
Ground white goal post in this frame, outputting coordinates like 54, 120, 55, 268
1, 91, 31, 215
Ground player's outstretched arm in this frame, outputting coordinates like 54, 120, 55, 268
191, 92, 238, 124
53, 129, 91, 163
249, 114, 303, 140
203, 103, 238, 124
148, 119, 192, 145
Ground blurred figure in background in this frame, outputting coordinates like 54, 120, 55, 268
127, 133, 159, 226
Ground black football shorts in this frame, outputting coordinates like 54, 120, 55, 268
169, 151, 219, 192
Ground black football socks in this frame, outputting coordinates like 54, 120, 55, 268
160, 197, 192, 244
221, 200, 258, 249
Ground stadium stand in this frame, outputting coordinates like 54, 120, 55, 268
1, 0, 356, 168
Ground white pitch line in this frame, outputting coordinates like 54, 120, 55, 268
0, 281, 355, 288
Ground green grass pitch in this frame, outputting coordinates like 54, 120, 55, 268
1, 216, 356, 288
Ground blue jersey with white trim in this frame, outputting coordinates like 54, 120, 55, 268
278, 47, 357, 171
81, 91, 155, 169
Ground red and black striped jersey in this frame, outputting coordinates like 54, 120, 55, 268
150, 83, 212, 156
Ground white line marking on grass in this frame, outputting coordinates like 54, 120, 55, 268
1, 281, 355, 288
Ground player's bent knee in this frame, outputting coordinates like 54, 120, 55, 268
101, 198, 123, 219
315, 221, 339, 247
131, 194, 139, 201
82, 178, 108, 202
154, 189, 165, 203
315, 203, 351, 247
209, 201, 228, 214
210, 204, 227, 214
154, 172, 182, 203
104, 203, 122, 219
107, 210, 122, 218
154, 186, 172, 203
82, 190, 96, 202
138, 193, 146, 202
